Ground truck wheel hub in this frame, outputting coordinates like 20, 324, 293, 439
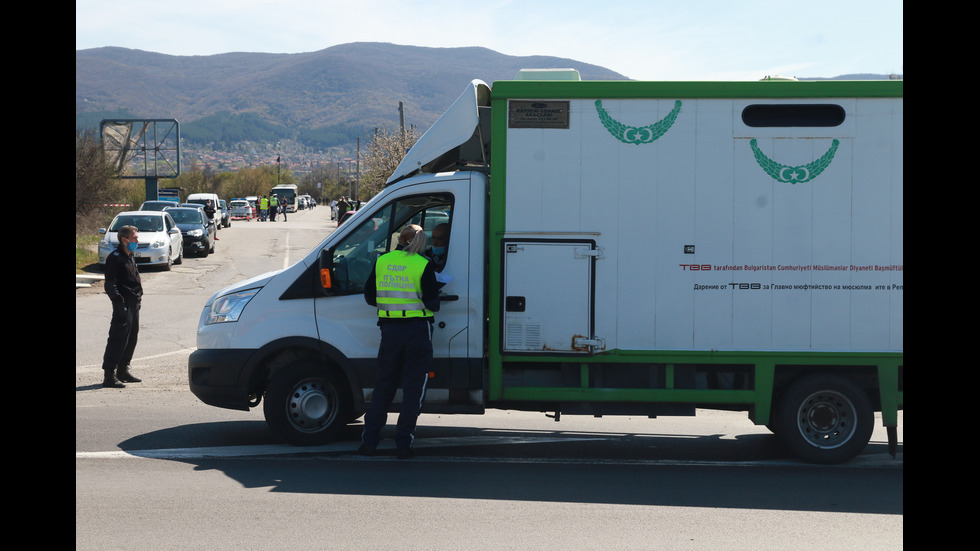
289, 383, 329, 426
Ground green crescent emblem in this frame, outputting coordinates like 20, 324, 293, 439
750, 138, 840, 184
595, 100, 682, 144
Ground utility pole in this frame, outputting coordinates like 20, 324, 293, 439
399, 101, 406, 151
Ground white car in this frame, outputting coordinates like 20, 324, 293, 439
98, 211, 183, 270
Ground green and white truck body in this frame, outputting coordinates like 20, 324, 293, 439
189, 72, 902, 463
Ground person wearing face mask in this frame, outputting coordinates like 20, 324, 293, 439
425, 223, 450, 273
101, 225, 144, 388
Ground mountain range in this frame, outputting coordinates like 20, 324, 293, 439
75, 42, 899, 152
76, 42, 629, 151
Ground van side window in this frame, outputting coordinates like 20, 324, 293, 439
741, 104, 845, 127
329, 193, 453, 295
330, 206, 394, 295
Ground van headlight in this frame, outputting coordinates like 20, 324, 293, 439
206, 288, 259, 324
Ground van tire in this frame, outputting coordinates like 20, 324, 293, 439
774, 373, 874, 464
263, 360, 352, 446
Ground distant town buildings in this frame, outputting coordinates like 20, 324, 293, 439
180, 141, 356, 177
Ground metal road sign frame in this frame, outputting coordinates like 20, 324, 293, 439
101, 119, 181, 201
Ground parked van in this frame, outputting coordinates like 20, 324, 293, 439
186, 193, 223, 229
189, 72, 903, 463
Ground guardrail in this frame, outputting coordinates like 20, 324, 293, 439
76, 274, 104, 289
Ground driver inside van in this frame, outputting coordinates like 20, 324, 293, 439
424, 223, 449, 272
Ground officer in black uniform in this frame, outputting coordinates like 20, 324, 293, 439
359, 224, 441, 458
101, 225, 144, 388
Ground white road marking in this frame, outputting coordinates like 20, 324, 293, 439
76, 436, 607, 460
74, 436, 901, 467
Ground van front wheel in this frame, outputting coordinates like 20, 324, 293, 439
263, 360, 352, 446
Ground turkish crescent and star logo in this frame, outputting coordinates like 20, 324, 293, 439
595, 99, 682, 145
593, 100, 839, 184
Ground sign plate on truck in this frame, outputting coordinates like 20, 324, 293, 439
508, 100, 570, 129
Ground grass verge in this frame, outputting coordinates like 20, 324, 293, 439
76, 234, 102, 274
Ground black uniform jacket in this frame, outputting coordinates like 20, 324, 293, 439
104, 245, 143, 303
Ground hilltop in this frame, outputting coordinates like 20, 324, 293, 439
76, 42, 628, 151
76, 42, 901, 156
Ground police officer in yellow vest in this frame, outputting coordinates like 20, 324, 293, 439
259, 195, 269, 221
269, 195, 279, 222
359, 224, 441, 458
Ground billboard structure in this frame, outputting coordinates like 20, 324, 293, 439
101, 119, 180, 201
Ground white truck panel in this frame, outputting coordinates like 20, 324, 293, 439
505, 96, 902, 354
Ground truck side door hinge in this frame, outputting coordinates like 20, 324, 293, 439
573, 336, 606, 352
575, 247, 603, 260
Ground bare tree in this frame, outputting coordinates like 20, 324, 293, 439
76, 129, 125, 232
76, 129, 119, 213
360, 126, 423, 199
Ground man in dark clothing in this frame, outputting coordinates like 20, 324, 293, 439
337, 196, 351, 223
101, 225, 144, 388
359, 225, 441, 458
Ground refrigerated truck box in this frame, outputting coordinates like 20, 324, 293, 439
189, 72, 902, 463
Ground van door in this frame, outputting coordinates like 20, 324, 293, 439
314, 180, 473, 408
502, 239, 597, 353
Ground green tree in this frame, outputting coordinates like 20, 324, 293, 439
226, 165, 281, 199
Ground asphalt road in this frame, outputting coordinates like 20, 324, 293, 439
76, 205, 903, 550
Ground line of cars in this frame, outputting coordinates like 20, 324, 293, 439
98, 194, 226, 271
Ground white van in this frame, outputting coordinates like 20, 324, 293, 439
186, 193, 223, 229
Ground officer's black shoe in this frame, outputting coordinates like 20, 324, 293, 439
396, 448, 415, 460
357, 444, 376, 457
116, 368, 142, 383
102, 373, 125, 388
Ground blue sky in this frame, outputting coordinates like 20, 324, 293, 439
76, 0, 903, 81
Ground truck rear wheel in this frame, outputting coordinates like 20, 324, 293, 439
263, 360, 352, 446
775, 373, 874, 464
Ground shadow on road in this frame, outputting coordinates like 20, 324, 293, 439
115, 419, 903, 515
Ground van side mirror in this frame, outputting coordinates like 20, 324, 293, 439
318, 247, 334, 295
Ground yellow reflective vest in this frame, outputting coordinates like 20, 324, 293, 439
374, 251, 433, 318
260, 197, 269, 209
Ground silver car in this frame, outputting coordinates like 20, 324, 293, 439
98, 211, 183, 270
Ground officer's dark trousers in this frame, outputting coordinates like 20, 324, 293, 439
102, 297, 140, 371
361, 318, 433, 450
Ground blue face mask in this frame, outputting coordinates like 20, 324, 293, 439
126, 241, 138, 253
432, 246, 446, 256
